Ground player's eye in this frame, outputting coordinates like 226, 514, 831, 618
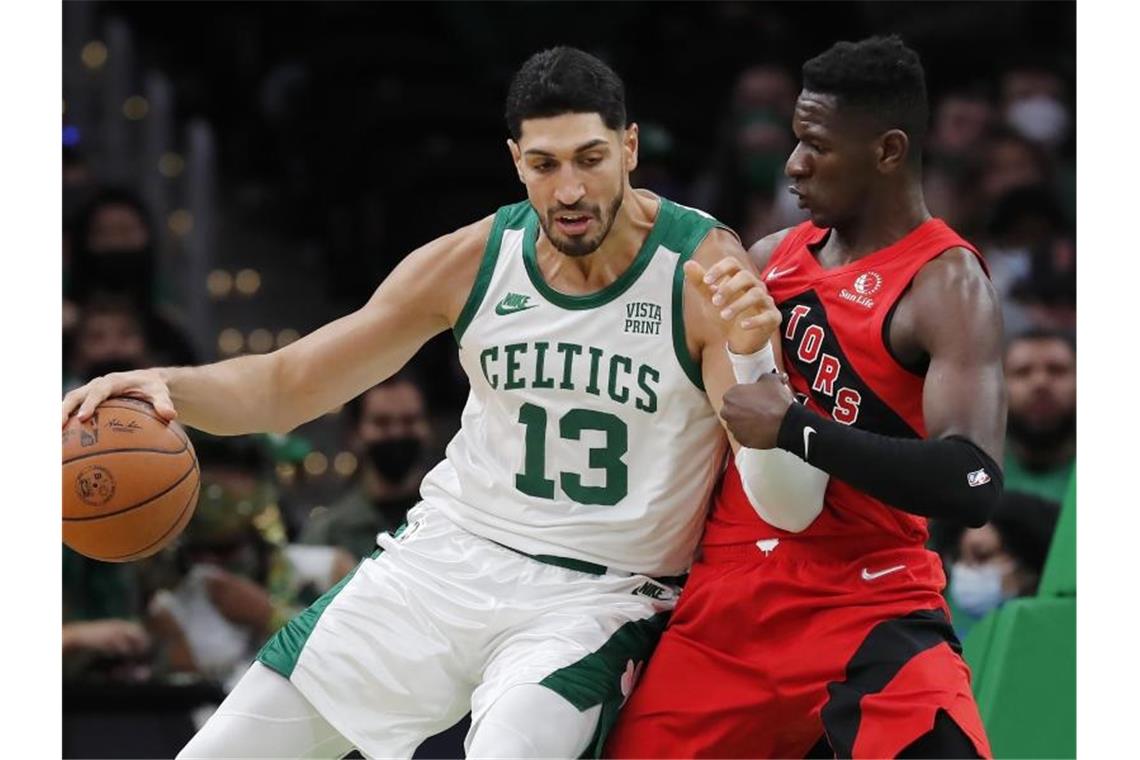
579, 155, 603, 167
533, 161, 556, 173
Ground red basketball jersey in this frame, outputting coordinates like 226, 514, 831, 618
703, 219, 986, 552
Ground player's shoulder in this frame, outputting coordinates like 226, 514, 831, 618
691, 225, 748, 268
436, 213, 497, 258
403, 213, 497, 279
746, 227, 797, 271
912, 246, 990, 294
908, 245, 1000, 343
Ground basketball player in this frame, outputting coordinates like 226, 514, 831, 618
62, 47, 825, 758
607, 36, 1005, 759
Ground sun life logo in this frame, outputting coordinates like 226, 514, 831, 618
853, 271, 883, 296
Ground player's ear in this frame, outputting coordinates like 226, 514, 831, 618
623, 123, 639, 174
877, 129, 909, 175
507, 139, 525, 184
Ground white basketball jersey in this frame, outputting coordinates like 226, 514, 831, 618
419, 198, 728, 576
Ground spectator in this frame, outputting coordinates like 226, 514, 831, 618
983, 184, 1075, 335
148, 435, 353, 692
64, 297, 152, 392
941, 492, 1060, 638
64, 298, 156, 683
923, 88, 996, 229
978, 127, 1053, 208
689, 64, 805, 241
1003, 328, 1076, 503
301, 372, 432, 558
67, 188, 198, 367
1000, 65, 1071, 153
63, 544, 153, 683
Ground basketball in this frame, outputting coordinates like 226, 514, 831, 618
62, 396, 200, 562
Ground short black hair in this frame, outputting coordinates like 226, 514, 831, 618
70, 186, 155, 252
344, 368, 424, 428
1006, 326, 1076, 354
505, 47, 627, 141
802, 35, 929, 157
989, 492, 1061, 578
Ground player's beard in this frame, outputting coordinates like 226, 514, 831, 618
541, 186, 624, 258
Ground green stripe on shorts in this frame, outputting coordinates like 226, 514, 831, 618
256, 548, 382, 678
539, 611, 671, 758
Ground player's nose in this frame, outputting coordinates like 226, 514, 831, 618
554, 169, 586, 205
785, 145, 809, 178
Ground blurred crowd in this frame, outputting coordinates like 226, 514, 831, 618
62, 4, 1075, 757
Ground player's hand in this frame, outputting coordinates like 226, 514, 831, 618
684, 257, 780, 355
62, 368, 177, 427
720, 374, 796, 449
203, 567, 275, 631
62, 619, 151, 658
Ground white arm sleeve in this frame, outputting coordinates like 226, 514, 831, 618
734, 445, 829, 533
724, 342, 828, 533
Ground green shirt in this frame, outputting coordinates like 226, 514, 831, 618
299, 486, 416, 559
1002, 448, 1074, 505
62, 546, 141, 622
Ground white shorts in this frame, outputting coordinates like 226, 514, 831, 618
255, 502, 679, 758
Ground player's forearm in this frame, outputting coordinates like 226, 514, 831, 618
776, 404, 1002, 527
161, 353, 289, 435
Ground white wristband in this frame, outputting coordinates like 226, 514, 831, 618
726, 342, 776, 384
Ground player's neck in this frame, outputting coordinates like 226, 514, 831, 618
536, 186, 658, 292
827, 183, 931, 264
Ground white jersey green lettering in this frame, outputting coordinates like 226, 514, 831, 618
420, 198, 727, 576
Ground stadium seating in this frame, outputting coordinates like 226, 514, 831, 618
963, 474, 1076, 758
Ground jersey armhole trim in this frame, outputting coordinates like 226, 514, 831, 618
879, 243, 986, 378
452, 205, 514, 345
670, 222, 727, 392
880, 284, 930, 378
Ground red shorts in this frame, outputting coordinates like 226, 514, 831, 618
605, 541, 992, 759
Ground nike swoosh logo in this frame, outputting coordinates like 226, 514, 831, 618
803, 426, 815, 459
861, 564, 906, 581
494, 302, 539, 316
766, 265, 798, 281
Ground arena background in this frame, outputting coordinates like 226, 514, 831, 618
51, 1, 1083, 757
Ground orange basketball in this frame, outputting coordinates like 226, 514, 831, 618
62, 396, 199, 562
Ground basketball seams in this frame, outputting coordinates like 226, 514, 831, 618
62, 397, 200, 562
63, 442, 189, 465
100, 476, 200, 562
64, 457, 198, 522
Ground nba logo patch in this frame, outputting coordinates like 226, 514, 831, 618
967, 468, 991, 488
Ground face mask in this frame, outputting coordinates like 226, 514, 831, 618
949, 561, 1011, 618
1006, 95, 1070, 148
737, 108, 789, 192
84, 245, 157, 305
366, 437, 423, 484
